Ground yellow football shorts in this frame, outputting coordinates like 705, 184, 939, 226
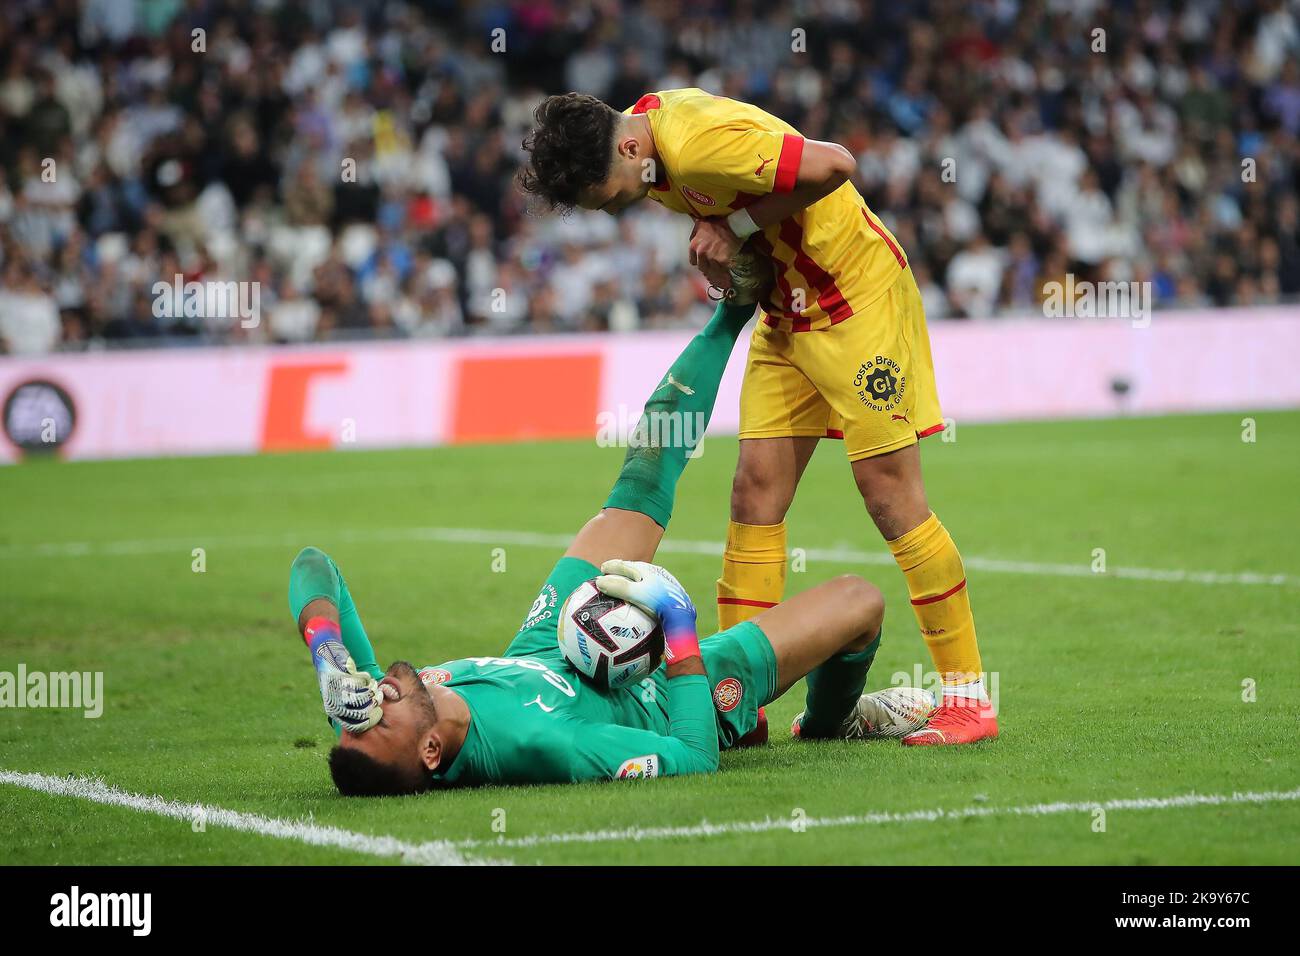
739, 267, 945, 461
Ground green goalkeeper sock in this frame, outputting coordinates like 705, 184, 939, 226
603, 301, 754, 529
288, 547, 382, 679
797, 633, 880, 739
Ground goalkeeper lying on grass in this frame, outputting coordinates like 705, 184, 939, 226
289, 298, 934, 795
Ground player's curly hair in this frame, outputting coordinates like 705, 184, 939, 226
329, 746, 433, 797
519, 93, 620, 212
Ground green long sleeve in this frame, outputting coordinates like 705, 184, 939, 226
288, 547, 382, 680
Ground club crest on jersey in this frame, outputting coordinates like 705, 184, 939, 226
713, 677, 743, 712
853, 355, 907, 412
616, 754, 660, 779
680, 185, 716, 207
420, 668, 453, 686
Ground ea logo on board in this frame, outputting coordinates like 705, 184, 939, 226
3, 379, 75, 455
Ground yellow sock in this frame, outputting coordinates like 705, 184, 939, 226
716, 521, 787, 629
887, 512, 983, 685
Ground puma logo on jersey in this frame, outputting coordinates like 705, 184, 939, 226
891, 412, 911, 423
755, 155, 774, 176
524, 694, 556, 713
661, 373, 694, 395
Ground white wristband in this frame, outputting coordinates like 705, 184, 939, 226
726, 207, 760, 240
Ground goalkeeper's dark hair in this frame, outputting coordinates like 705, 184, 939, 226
519, 93, 620, 212
329, 746, 433, 797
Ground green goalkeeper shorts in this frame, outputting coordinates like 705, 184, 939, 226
697, 619, 779, 750
504, 556, 779, 750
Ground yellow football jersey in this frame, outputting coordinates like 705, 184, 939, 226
625, 88, 908, 332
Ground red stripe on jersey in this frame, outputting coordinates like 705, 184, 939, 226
774, 134, 804, 193
911, 578, 967, 606
918, 422, 946, 439
717, 597, 779, 609
630, 93, 661, 114
751, 234, 799, 320
826, 428, 845, 439
862, 209, 907, 269
779, 219, 853, 326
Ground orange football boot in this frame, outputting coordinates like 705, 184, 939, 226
901, 695, 998, 745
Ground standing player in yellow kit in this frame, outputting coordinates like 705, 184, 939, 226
520, 89, 996, 744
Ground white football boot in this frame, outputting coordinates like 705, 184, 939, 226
792, 686, 936, 740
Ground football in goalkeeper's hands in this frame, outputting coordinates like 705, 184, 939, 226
558, 580, 664, 689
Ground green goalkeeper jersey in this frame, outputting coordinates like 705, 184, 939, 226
414, 557, 719, 785
416, 650, 714, 785
316, 555, 776, 787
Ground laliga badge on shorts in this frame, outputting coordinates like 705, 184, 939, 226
420, 668, 453, 687
713, 677, 744, 712
616, 755, 660, 779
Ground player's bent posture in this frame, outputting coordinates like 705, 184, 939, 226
520, 89, 996, 744
289, 300, 933, 795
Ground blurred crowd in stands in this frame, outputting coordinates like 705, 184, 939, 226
1, 0, 1299, 354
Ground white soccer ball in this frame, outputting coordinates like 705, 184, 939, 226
557, 579, 665, 689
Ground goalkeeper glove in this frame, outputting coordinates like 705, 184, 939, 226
304, 617, 383, 733
595, 559, 701, 664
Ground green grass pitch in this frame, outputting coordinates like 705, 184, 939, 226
1, 411, 1297, 865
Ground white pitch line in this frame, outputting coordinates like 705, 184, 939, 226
455, 785, 1300, 850
0, 524, 1294, 588
0, 769, 495, 866
4, 773, 1297, 861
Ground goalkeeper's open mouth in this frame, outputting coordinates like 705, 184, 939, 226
377, 675, 402, 702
